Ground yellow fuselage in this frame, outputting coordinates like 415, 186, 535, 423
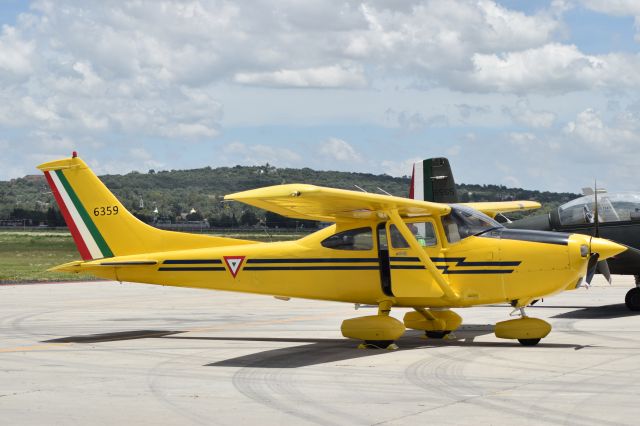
70, 222, 592, 308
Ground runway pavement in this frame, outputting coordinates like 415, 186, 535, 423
1, 276, 640, 425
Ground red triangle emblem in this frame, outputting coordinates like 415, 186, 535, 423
223, 256, 245, 278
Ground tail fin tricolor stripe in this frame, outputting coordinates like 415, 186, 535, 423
44, 171, 92, 260
54, 170, 113, 258
44, 169, 113, 260
410, 161, 425, 200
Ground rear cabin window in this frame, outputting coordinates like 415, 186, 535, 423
321, 227, 373, 250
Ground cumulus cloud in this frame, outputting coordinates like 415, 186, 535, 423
456, 104, 492, 120
563, 108, 640, 153
2, 0, 640, 187
384, 109, 449, 131
380, 157, 422, 178
466, 44, 610, 93
0, 0, 633, 146
234, 64, 366, 88
503, 99, 556, 128
319, 138, 362, 162
581, 0, 640, 16
0, 25, 34, 80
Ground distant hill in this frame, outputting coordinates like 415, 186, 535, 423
0, 164, 578, 227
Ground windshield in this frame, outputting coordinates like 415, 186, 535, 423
558, 192, 640, 225
442, 205, 502, 243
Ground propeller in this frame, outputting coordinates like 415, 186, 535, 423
585, 251, 600, 285
585, 180, 613, 285
597, 257, 612, 283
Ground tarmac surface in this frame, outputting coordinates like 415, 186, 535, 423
2, 276, 640, 425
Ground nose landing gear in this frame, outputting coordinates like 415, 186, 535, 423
625, 276, 640, 311
494, 306, 551, 346
403, 308, 462, 339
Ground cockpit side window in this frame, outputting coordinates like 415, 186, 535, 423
558, 193, 640, 225
321, 227, 373, 250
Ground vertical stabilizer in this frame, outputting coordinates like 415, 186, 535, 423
409, 158, 459, 203
38, 154, 253, 260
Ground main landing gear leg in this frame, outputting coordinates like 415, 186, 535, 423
624, 276, 640, 311
494, 305, 551, 346
403, 308, 463, 339
340, 300, 405, 350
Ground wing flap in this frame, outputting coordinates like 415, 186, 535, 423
225, 184, 451, 222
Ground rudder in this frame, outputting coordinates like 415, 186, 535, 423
409, 157, 459, 203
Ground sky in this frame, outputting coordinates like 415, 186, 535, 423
1, 0, 640, 192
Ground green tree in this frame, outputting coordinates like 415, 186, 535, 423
240, 210, 259, 226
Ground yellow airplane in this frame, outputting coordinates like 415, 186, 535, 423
38, 153, 626, 348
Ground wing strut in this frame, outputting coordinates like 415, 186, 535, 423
387, 209, 460, 302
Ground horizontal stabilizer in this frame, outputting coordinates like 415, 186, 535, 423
48, 260, 84, 273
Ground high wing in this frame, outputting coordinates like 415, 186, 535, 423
225, 184, 451, 222
461, 201, 541, 218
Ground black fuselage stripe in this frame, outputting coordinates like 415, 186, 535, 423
246, 258, 378, 264
391, 265, 515, 273
392, 257, 520, 266
163, 259, 223, 264
159, 267, 225, 271
157, 265, 513, 274
244, 266, 379, 271
444, 270, 515, 274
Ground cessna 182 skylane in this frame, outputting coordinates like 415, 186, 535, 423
39, 154, 626, 348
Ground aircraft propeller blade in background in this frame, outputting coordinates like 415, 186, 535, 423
586, 250, 600, 285
597, 259, 612, 284
587, 180, 613, 286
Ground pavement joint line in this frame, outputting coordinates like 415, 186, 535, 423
0, 342, 71, 353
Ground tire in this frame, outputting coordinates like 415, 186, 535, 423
425, 331, 451, 339
363, 340, 395, 349
625, 288, 640, 311
518, 338, 541, 346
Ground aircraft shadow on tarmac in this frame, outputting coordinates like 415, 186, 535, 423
550, 303, 640, 319
43, 327, 584, 368
43, 330, 184, 343
202, 331, 587, 368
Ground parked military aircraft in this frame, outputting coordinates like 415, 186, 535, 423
38, 153, 626, 347
410, 158, 640, 311
507, 189, 640, 310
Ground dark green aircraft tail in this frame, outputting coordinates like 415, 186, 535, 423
409, 158, 459, 203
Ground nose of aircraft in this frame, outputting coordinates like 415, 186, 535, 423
589, 237, 627, 260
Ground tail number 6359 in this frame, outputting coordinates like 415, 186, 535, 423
93, 206, 119, 216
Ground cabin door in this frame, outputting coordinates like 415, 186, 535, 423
382, 219, 444, 298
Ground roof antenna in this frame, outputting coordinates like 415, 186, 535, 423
354, 184, 368, 193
